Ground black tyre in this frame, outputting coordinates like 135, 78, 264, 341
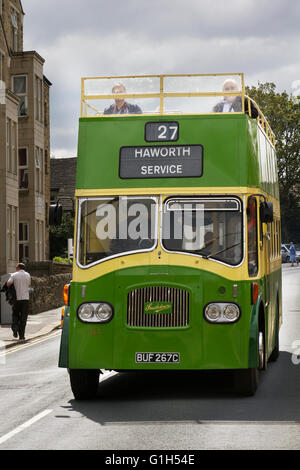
69, 369, 100, 400
234, 331, 264, 396
234, 367, 259, 396
269, 302, 280, 362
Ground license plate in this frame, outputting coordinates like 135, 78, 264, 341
135, 352, 180, 363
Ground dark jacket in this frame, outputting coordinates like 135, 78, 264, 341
213, 96, 258, 118
103, 102, 142, 115
1, 282, 17, 306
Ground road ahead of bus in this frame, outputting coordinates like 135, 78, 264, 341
0, 265, 299, 451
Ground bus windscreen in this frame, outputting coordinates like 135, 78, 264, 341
78, 197, 158, 267
162, 197, 242, 266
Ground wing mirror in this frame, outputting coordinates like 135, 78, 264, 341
260, 201, 273, 223
49, 203, 63, 225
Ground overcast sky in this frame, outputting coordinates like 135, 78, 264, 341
22, 0, 300, 158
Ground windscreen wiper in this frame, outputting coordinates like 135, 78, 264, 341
201, 242, 241, 260
82, 197, 120, 219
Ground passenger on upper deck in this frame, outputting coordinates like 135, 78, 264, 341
213, 79, 258, 118
103, 83, 142, 115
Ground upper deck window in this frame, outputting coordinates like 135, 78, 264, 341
81, 73, 248, 117
80, 73, 275, 142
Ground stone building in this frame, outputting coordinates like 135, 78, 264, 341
50, 157, 76, 212
0, 0, 51, 276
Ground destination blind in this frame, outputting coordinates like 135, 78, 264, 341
119, 145, 203, 179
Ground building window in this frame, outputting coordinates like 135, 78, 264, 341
19, 222, 29, 262
34, 76, 43, 122
6, 118, 10, 171
11, 10, 19, 52
7, 205, 18, 261
7, 207, 11, 260
12, 207, 16, 260
45, 149, 48, 174
40, 221, 44, 260
12, 75, 28, 116
19, 148, 28, 189
6, 119, 17, 174
51, 188, 59, 203
44, 100, 48, 127
0, 51, 4, 81
35, 147, 43, 193
35, 220, 44, 261
11, 121, 17, 174
45, 203, 49, 227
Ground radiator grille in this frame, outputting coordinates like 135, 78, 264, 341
127, 286, 190, 327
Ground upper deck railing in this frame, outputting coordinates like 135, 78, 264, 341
80, 73, 275, 145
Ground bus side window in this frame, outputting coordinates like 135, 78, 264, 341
247, 197, 258, 276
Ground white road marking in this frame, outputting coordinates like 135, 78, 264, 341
0, 409, 52, 445
0, 331, 61, 358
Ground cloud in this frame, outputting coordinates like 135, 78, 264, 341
21, 0, 300, 156
23, 0, 300, 42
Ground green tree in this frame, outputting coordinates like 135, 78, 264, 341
246, 82, 300, 242
50, 212, 74, 259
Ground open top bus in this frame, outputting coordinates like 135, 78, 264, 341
58, 73, 281, 399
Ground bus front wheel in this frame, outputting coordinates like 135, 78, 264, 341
234, 331, 265, 396
233, 367, 259, 396
269, 301, 280, 362
69, 369, 100, 400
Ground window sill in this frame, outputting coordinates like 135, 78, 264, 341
6, 172, 18, 180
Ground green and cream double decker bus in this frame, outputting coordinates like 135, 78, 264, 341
59, 73, 282, 399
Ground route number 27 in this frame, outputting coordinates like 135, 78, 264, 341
145, 122, 179, 142
158, 124, 178, 140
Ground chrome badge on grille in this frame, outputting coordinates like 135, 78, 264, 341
127, 287, 189, 327
144, 302, 173, 315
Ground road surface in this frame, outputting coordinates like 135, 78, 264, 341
0, 265, 299, 450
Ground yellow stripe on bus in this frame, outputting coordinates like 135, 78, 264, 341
72, 248, 281, 283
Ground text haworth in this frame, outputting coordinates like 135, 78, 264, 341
135, 147, 191, 158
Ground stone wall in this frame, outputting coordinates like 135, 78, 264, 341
26, 261, 72, 277
29, 273, 72, 314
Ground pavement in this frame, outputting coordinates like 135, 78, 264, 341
0, 306, 63, 351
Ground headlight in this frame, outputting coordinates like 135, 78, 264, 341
223, 304, 240, 322
95, 303, 113, 322
78, 302, 114, 323
205, 303, 222, 321
204, 302, 240, 323
78, 303, 94, 321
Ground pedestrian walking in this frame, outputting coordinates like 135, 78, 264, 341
7, 263, 31, 341
289, 242, 296, 267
